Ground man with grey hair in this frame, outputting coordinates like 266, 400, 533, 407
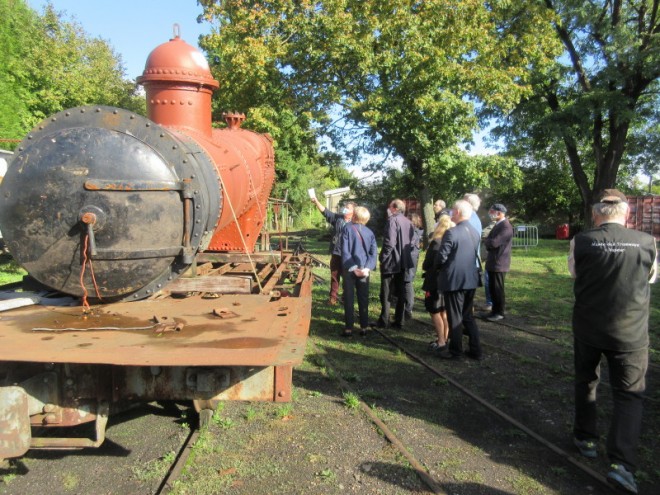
568, 189, 656, 494
463, 193, 482, 236
377, 199, 415, 329
433, 199, 483, 360
433, 199, 446, 223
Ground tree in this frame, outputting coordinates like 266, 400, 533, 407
492, 0, 660, 222
198, 0, 561, 232
0, 0, 142, 148
0, 0, 40, 148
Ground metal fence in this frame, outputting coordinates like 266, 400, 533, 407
512, 225, 539, 248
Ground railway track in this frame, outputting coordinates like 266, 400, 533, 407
152, 300, 658, 494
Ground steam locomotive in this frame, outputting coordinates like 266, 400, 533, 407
0, 31, 313, 459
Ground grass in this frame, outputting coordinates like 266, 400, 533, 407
342, 391, 360, 409
0, 254, 25, 285
130, 451, 177, 482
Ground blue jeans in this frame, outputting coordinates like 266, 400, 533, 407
343, 270, 370, 330
573, 338, 647, 472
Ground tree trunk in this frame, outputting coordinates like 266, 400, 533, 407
408, 157, 434, 247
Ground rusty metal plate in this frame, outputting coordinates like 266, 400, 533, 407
0, 386, 31, 459
0, 292, 312, 367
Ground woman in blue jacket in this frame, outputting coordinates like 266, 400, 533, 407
341, 206, 378, 336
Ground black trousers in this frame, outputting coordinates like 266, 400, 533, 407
379, 272, 405, 326
487, 271, 506, 316
444, 289, 481, 357
573, 338, 647, 472
342, 270, 370, 330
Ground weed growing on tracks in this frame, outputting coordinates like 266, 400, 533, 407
1, 472, 17, 485
343, 391, 360, 409
130, 451, 176, 482
341, 371, 360, 382
507, 471, 546, 494
213, 415, 235, 429
274, 403, 293, 419
244, 406, 258, 421
315, 468, 337, 483
61, 472, 79, 490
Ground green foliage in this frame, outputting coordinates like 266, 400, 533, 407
342, 391, 360, 410
0, 0, 142, 147
198, 0, 560, 226
491, 0, 660, 220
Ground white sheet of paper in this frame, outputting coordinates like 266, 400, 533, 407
307, 188, 316, 199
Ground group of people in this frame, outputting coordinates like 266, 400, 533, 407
315, 188, 655, 493
312, 193, 515, 352
422, 194, 515, 360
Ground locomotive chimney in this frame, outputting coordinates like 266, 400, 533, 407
137, 25, 219, 137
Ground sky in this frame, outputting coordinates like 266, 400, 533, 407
29, 0, 211, 80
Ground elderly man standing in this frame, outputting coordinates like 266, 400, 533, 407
377, 199, 415, 329
434, 200, 483, 360
568, 189, 656, 494
312, 197, 355, 305
433, 199, 446, 223
483, 203, 514, 322
463, 193, 482, 237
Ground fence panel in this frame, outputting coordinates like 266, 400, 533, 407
512, 225, 538, 248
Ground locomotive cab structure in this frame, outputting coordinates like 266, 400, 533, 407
0, 31, 313, 460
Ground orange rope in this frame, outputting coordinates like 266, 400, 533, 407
79, 234, 103, 313
80, 236, 91, 313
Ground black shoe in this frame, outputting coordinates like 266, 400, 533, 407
374, 319, 388, 328
437, 350, 463, 360
391, 322, 403, 329
464, 351, 483, 361
359, 328, 368, 336
404, 311, 413, 321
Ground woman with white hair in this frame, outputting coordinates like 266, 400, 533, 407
340, 206, 378, 337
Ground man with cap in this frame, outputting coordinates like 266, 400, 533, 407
567, 189, 656, 494
482, 203, 513, 322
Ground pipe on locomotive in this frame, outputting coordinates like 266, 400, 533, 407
0, 30, 275, 301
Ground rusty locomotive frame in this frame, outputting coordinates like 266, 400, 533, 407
0, 30, 314, 460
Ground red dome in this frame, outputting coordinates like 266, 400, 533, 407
137, 34, 219, 89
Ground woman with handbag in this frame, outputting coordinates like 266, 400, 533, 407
340, 206, 378, 337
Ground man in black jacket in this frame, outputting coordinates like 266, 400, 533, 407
568, 189, 656, 494
482, 203, 513, 322
377, 199, 414, 328
434, 199, 483, 360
